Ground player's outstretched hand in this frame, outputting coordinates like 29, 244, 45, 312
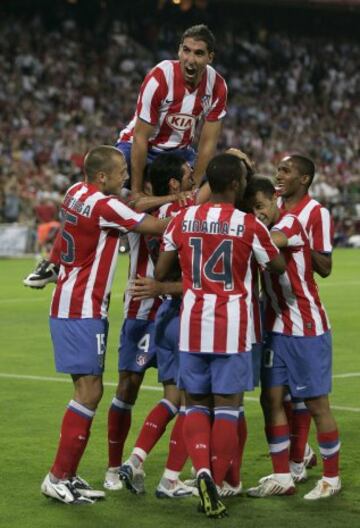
128, 275, 163, 300
226, 148, 255, 177
176, 191, 193, 208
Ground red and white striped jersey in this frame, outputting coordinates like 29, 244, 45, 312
163, 203, 280, 354
50, 182, 145, 319
262, 213, 330, 336
123, 232, 162, 320
118, 60, 227, 150
278, 194, 334, 253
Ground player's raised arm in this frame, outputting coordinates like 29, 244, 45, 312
133, 215, 169, 237
192, 120, 223, 186
131, 119, 155, 196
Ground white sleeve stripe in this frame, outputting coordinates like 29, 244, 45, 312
320, 207, 332, 252
107, 198, 145, 222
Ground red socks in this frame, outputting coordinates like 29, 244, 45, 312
134, 399, 178, 458
183, 406, 211, 473
290, 401, 311, 462
165, 407, 188, 472
51, 400, 95, 480
211, 407, 239, 486
107, 398, 132, 468
318, 429, 340, 477
265, 424, 290, 473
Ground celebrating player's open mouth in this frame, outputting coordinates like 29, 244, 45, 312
184, 65, 197, 81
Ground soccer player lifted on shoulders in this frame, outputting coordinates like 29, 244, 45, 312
41, 146, 166, 505
245, 178, 341, 500
155, 154, 285, 518
116, 24, 227, 194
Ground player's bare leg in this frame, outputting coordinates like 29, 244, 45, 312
42, 374, 105, 504
105, 370, 144, 490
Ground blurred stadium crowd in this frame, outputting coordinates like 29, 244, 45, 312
1, 6, 360, 248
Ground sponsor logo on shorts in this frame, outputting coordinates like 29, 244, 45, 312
166, 113, 196, 132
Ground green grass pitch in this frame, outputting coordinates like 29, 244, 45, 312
0, 249, 359, 528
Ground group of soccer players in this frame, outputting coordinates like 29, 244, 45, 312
23, 24, 341, 519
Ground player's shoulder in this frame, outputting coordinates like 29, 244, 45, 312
206, 64, 227, 88
276, 211, 301, 227
64, 181, 84, 198
150, 60, 176, 77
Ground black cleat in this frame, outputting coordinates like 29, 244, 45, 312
23, 259, 59, 289
197, 472, 228, 519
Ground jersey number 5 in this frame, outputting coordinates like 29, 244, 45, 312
60, 209, 78, 264
190, 237, 234, 291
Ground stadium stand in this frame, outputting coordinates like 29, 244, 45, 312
0, 1, 359, 247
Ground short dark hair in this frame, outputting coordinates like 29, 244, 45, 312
243, 177, 276, 205
84, 146, 123, 182
148, 153, 186, 196
180, 24, 216, 53
206, 153, 247, 194
286, 154, 315, 187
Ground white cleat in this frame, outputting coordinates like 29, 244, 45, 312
304, 478, 341, 500
303, 444, 317, 469
247, 474, 296, 498
290, 461, 308, 483
218, 481, 243, 498
119, 460, 145, 494
155, 478, 194, 499
103, 468, 123, 491
41, 473, 93, 504
71, 475, 105, 499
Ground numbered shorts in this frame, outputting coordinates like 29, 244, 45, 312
178, 351, 254, 395
151, 298, 181, 383
49, 317, 108, 375
118, 318, 157, 373
261, 331, 332, 398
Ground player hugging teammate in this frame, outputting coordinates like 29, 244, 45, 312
27, 22, 340, 520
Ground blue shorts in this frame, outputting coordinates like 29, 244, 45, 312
251, 343, 263, 388
49, 317, 108, 375
118, 318, 157, 373
115, 141, 197, 177
261, 331, 332, 398
178, 351, 254, 395
151, 298, 181, 383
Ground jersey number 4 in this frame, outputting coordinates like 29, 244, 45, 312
190, 237, 234, 291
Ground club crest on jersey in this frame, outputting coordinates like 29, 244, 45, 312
136, 353, 148, 367
166, 113, 195, 132
201, 94, 211, 112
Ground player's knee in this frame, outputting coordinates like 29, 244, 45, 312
74, 378, 104, 409
260, 389, 282, 413
116, 372, 143, 404
305, 396, 330, 418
